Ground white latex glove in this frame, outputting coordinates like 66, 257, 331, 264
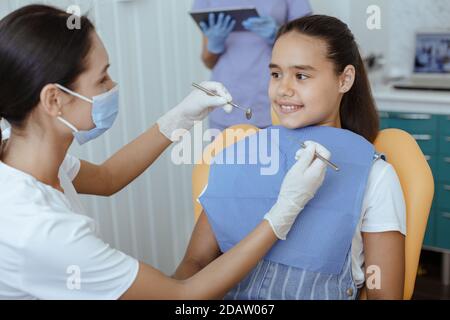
264, 141, 331, 240
157, 81, 233, 141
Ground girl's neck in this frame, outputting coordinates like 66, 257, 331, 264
1, 128, 72, 192
318, 114, 342, 129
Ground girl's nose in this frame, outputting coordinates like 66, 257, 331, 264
278, 78, 295, 97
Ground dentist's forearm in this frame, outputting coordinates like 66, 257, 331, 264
120, 220, 277, 300
102, 124, 172, 195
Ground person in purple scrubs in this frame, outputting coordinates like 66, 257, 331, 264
193, 0, 312, 132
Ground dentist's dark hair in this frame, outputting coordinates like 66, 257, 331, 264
276, 15, 380, 143
0, 4, 95, 155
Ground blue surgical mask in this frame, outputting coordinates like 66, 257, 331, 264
55, 84, 119, 145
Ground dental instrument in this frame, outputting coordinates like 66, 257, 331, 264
300, 142, 340, 172
192, 82, 253, 120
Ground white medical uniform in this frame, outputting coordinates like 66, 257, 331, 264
0, 130, 138, 300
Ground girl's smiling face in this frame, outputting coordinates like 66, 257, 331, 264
269, 31, 354, 129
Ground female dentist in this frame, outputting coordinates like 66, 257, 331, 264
0, 5, 330, 300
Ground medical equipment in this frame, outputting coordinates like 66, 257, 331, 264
300, 142, 340, 172
190, 7, 259, 32
192, 82, 253, 120
56, 84, 119, 145
288, 136, 340, 172
158, 81, 232, 142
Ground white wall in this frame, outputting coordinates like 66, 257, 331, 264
312, 0, 450, 78
387, 0, 450, 77
310, 0, 351, 23
310, 0, 389, 59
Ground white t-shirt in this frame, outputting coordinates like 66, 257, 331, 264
352, 159, 406, 287
0, 135, 139, 299
199, 158, 407, 288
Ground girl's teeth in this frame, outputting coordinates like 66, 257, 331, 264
281, 105, 301, 111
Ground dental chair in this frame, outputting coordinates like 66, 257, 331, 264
191, 111, 434, 300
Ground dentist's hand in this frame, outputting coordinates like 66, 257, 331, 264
157, 81, 233, 141
200, 13, 236, 54
242, 16, 279, 45
264, 141, 331, 240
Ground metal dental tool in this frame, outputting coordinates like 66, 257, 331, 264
300, 142, 340, 172
192, 82, 253, 120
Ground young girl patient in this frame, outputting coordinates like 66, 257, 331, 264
174, 15, 406, 300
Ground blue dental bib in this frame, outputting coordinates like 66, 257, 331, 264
199, 126, 376, 275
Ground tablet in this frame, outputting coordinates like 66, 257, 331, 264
190, 7, 260, 32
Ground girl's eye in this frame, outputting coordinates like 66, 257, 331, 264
296, 73, 309, 80
271, 72, 281, 79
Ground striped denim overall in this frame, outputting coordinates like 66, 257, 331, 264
224, 252, 358, 300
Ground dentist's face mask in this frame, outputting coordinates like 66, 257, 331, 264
55, 84, 119, 145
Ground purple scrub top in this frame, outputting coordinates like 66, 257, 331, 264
192, 0, 312, 131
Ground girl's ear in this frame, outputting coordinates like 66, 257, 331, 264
339, 65, 356, 94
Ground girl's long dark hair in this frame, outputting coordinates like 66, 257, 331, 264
0, 4, 95, 155
276, 15, 380, 143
